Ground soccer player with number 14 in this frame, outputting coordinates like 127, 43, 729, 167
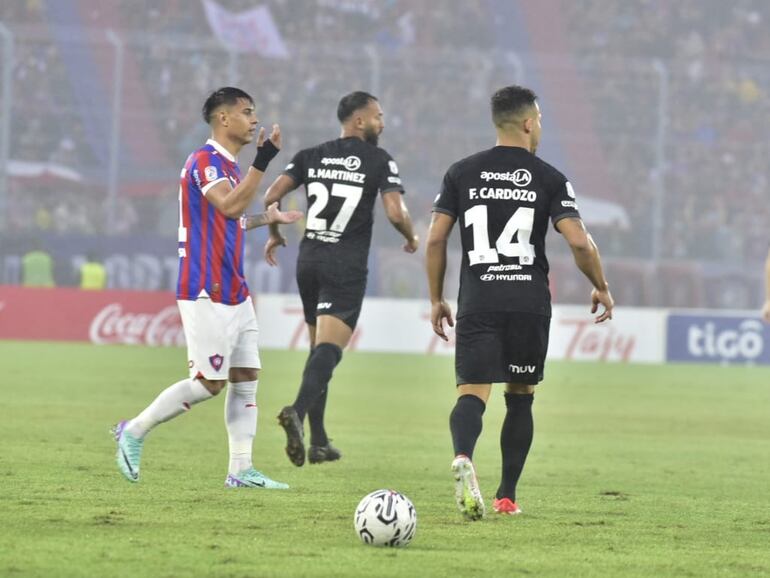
427, 85, 614, 519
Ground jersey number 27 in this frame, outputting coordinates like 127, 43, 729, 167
306, 182, 363, 233
465, 205, 535, 266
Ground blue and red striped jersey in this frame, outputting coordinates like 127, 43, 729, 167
176, 139, 249, 305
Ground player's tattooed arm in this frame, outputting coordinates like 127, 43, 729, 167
263, 174, 301, 265
240, 202, 302, 230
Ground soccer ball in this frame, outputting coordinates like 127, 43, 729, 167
353, 489, 417, 547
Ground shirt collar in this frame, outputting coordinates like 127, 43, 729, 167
206, 139, 236, 163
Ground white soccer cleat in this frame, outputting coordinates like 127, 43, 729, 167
451, 455, 485, 521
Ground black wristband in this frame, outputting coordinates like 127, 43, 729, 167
251, 140, 279, 171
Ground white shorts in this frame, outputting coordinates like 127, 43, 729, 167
177, 296, 261, 380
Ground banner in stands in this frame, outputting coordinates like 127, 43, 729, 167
1, 287, 672, 364
0, 286, 183, 346
550, 305, 665, 363
11, 287, 766, 366
666, 313, 770, 365
257, 297, 667, 363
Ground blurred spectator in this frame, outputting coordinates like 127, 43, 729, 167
79, 252, 107, 290
21, 244, 55, 287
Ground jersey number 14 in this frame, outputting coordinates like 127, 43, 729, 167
465, 205, 535, 266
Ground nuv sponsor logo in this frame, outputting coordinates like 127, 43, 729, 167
509, 364, 536, 374
667, 315, 769, 364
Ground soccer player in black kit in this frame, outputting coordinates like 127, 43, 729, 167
426, 85, 614, 519
262, 91, 419, 466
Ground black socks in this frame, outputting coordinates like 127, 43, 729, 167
293, 342, 342, 422
449, 394, 486, 459
496, 393, 534, 501
308, 388, 329, 447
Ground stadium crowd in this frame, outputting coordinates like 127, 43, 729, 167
562, 0, 769, 263
2, 0, 768, 269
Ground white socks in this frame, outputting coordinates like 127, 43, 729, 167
124, 378, 259, 476
126, 378, 213, 438
225, 380, 258, 475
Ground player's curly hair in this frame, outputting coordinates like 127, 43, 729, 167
202, 87, 254, 124
491, 85, 538, 127
337, 91, 378, 123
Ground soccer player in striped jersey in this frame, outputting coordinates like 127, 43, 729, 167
114, 87, 301, 489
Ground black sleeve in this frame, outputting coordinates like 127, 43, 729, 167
377, 150, 405, 195
282, 149, 306, 184
432, 167, 459, 218
549, 175, 582, 231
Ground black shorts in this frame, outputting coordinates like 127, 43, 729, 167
296, 259, 367, 329
455, 311, 550, 385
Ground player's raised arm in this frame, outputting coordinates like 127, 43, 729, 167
263, 174, 301, 266
205, 125, 281, 219
382, 191, 419, 253
556, 217, 614, 323
426, 211, 456, 340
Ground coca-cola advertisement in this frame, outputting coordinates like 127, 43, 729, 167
0, 286, 183, 346
1, 286, 674, 364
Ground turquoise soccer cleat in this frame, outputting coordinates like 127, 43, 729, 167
113, 420, 143, 483
225, 468, 289, 490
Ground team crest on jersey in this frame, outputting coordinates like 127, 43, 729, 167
209, 354, 224, 371
512, 169, 531, 187
204, 166, 218, 182
344, 156, 362, 171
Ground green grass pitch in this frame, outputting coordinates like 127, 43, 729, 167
1, 341, 769, 577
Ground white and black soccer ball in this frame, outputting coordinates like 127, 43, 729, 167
354, 489, 417, 547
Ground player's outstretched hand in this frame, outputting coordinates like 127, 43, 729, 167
265, 202, 302, 225
591, 287, 614, 323
431, 300, 454, 341
264, 233, 287, 267
403, 235, 419, 254
762, 300, 770, 323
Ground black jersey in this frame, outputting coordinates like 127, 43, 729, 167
433, 146, 580, 318
283, 137, 404, 268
